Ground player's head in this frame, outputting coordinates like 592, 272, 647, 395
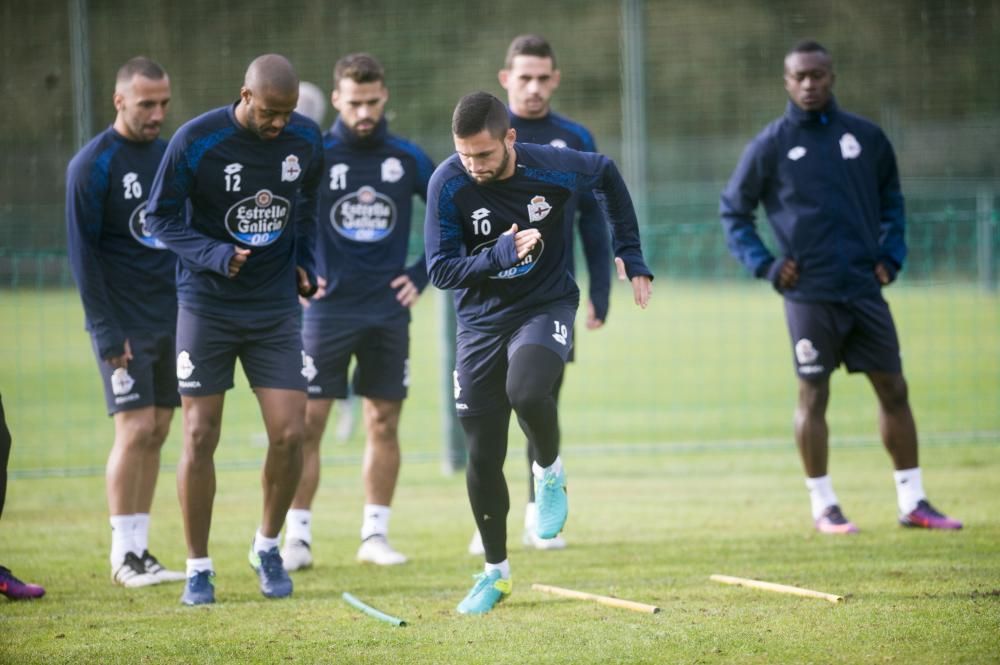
113, 56, 170, 143
784, 40, 834, 112
332, 52, 388, 139
295, 81, 327, 126
452, 92, 516, 185
499, 34, 561, 119
240, 53, 300, 140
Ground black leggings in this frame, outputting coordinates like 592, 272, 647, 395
0, 395, 11, 519
462, 345, 565, 563
526, 368, 564, 502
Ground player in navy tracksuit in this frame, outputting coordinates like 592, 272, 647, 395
281, 54, 435, 571
65, 57, 185, 589
720, 41, 961, 535
145, 54, 323, 605
426, 92, 652, 614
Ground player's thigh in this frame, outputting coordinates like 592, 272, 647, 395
454, 327, 511, 417
255, 387, 307, 443
508, 307, 576, 364
783, 299, 850, 381
354, 320, 409, 402
238, 313, 308, 392
175, 307, 239, 396
90, 333, 160, 414
302, 316, 359, 400
842, 296, 903, 374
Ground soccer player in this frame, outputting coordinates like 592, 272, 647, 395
281, 53, 435, 570
0, 394, 46, 600
720, 40, 962, 534
145, 53, 323, 605
426, 92, 653, 614
65, 56, 185, 588
468, 34, 611, 555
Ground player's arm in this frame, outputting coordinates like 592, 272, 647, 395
65, 155, 127, 362
719, 137, 791, 289
875, 132, 906, 285
145, 135, 235, 277
424, 172, 526, 290
293, 137, 322, 297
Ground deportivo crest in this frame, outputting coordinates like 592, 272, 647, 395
795, 338, 820, 364
330, 186, 397, 243
381, 157, 404, 183
225, 189, 291, 246
281, 154, 302, 182
176, 351, 195, 380
301, 351, 318, 382
839, 133, 862, 159
787, 146, 807, 161
549, 138, 568, 149
527, 195, 552, 223
128, 202, 167, 250
111, 367, 135, 396
472, 236, 545, 280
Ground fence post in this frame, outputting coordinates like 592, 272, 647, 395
620, 0, 648, 234
68, 0, 93, 151
437, 289, 466, 474
977, 188, 996, 292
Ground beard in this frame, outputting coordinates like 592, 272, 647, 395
470, 143, 510, 184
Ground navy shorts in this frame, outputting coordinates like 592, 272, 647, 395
301, 317, 409, 401
175, 307, 307, 396
91, 332, 180, 415
783, 296, 902, 381
454, 307, 575, 417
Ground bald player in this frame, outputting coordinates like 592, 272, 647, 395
146, 54, 323, 605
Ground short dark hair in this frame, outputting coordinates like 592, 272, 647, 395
334, 53, 385, 87
452, 92, 510, 139
787, 39, 829, 58
116, 56, 166, 85
504, 34, 557, 69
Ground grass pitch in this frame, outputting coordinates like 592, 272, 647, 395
0, 283, 997, 663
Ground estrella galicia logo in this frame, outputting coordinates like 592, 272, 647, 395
128, 202, 167, 250
471, 237, 545, 280
225, 189, 291, 246
330, 186, 397, 243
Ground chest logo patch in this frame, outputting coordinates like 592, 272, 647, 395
381, 157, 404, 183
281, 154, 301, 182
839, 133, 862, 160
527, 195, 552, 223
129, 202, 167, 250
330, 186, 397, 243
225, 189, 291, 246
549, 139, 568, 149
787, 146, 807, 161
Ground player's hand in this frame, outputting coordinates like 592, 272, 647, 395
391, 274, 420, 308
299, 275, 327, 307
874, 262, 891, 285
630, 275, 652, 309
296, 266, 318, 298
777, 259, 799, 290
585, 300, 605, 329
229, 247, 251, 278
505, 224, 541, 260
106, 339, 133, 369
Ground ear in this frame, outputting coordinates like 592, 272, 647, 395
506, 127, 517, 146
331, 87, 340, 112
551, 68, 561, 90
498, 69, 509, 89
113, 92, 125, 112
239, 86, 252, 105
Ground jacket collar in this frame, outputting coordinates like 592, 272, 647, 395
784, 96, 839, 127
330, 116, 388, 147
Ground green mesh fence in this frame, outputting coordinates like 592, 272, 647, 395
1, 0, 998, 475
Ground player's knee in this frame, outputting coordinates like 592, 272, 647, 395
797, 379, 829, 415
270, 421, 305, 452
875, 375, 909, 412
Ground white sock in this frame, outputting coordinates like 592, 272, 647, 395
285, 509, 312, 544
253, 529, 280, 554
894, 467, 926, 514
531, 455, 563, 479
805, 475, 839, 520
110, 514, 137, 566
186, 557, 213, 578
485, 559, 511, 580
524, 502, 537, 529
361, 504, 391, 541
133, 513, 150, 553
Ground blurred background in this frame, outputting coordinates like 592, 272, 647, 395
1, 0, 997, 476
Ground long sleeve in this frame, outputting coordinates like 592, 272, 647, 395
720, 137, 777, 278
65, 157, 124, 359
293, 143, 322, 285
575, 189, 611, 320
583, 156, 652, 281
404, 150, 436, 292
876, 135, 907, 275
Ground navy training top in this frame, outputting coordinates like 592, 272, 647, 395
66, 126, 177, 359
145, 103, 322, 319
307, 117, 435, 324
510, 109, 611, 321
720, 98, 907, 302
425, 142, 651, 334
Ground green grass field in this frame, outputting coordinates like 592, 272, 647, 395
1, 283, 998, 663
